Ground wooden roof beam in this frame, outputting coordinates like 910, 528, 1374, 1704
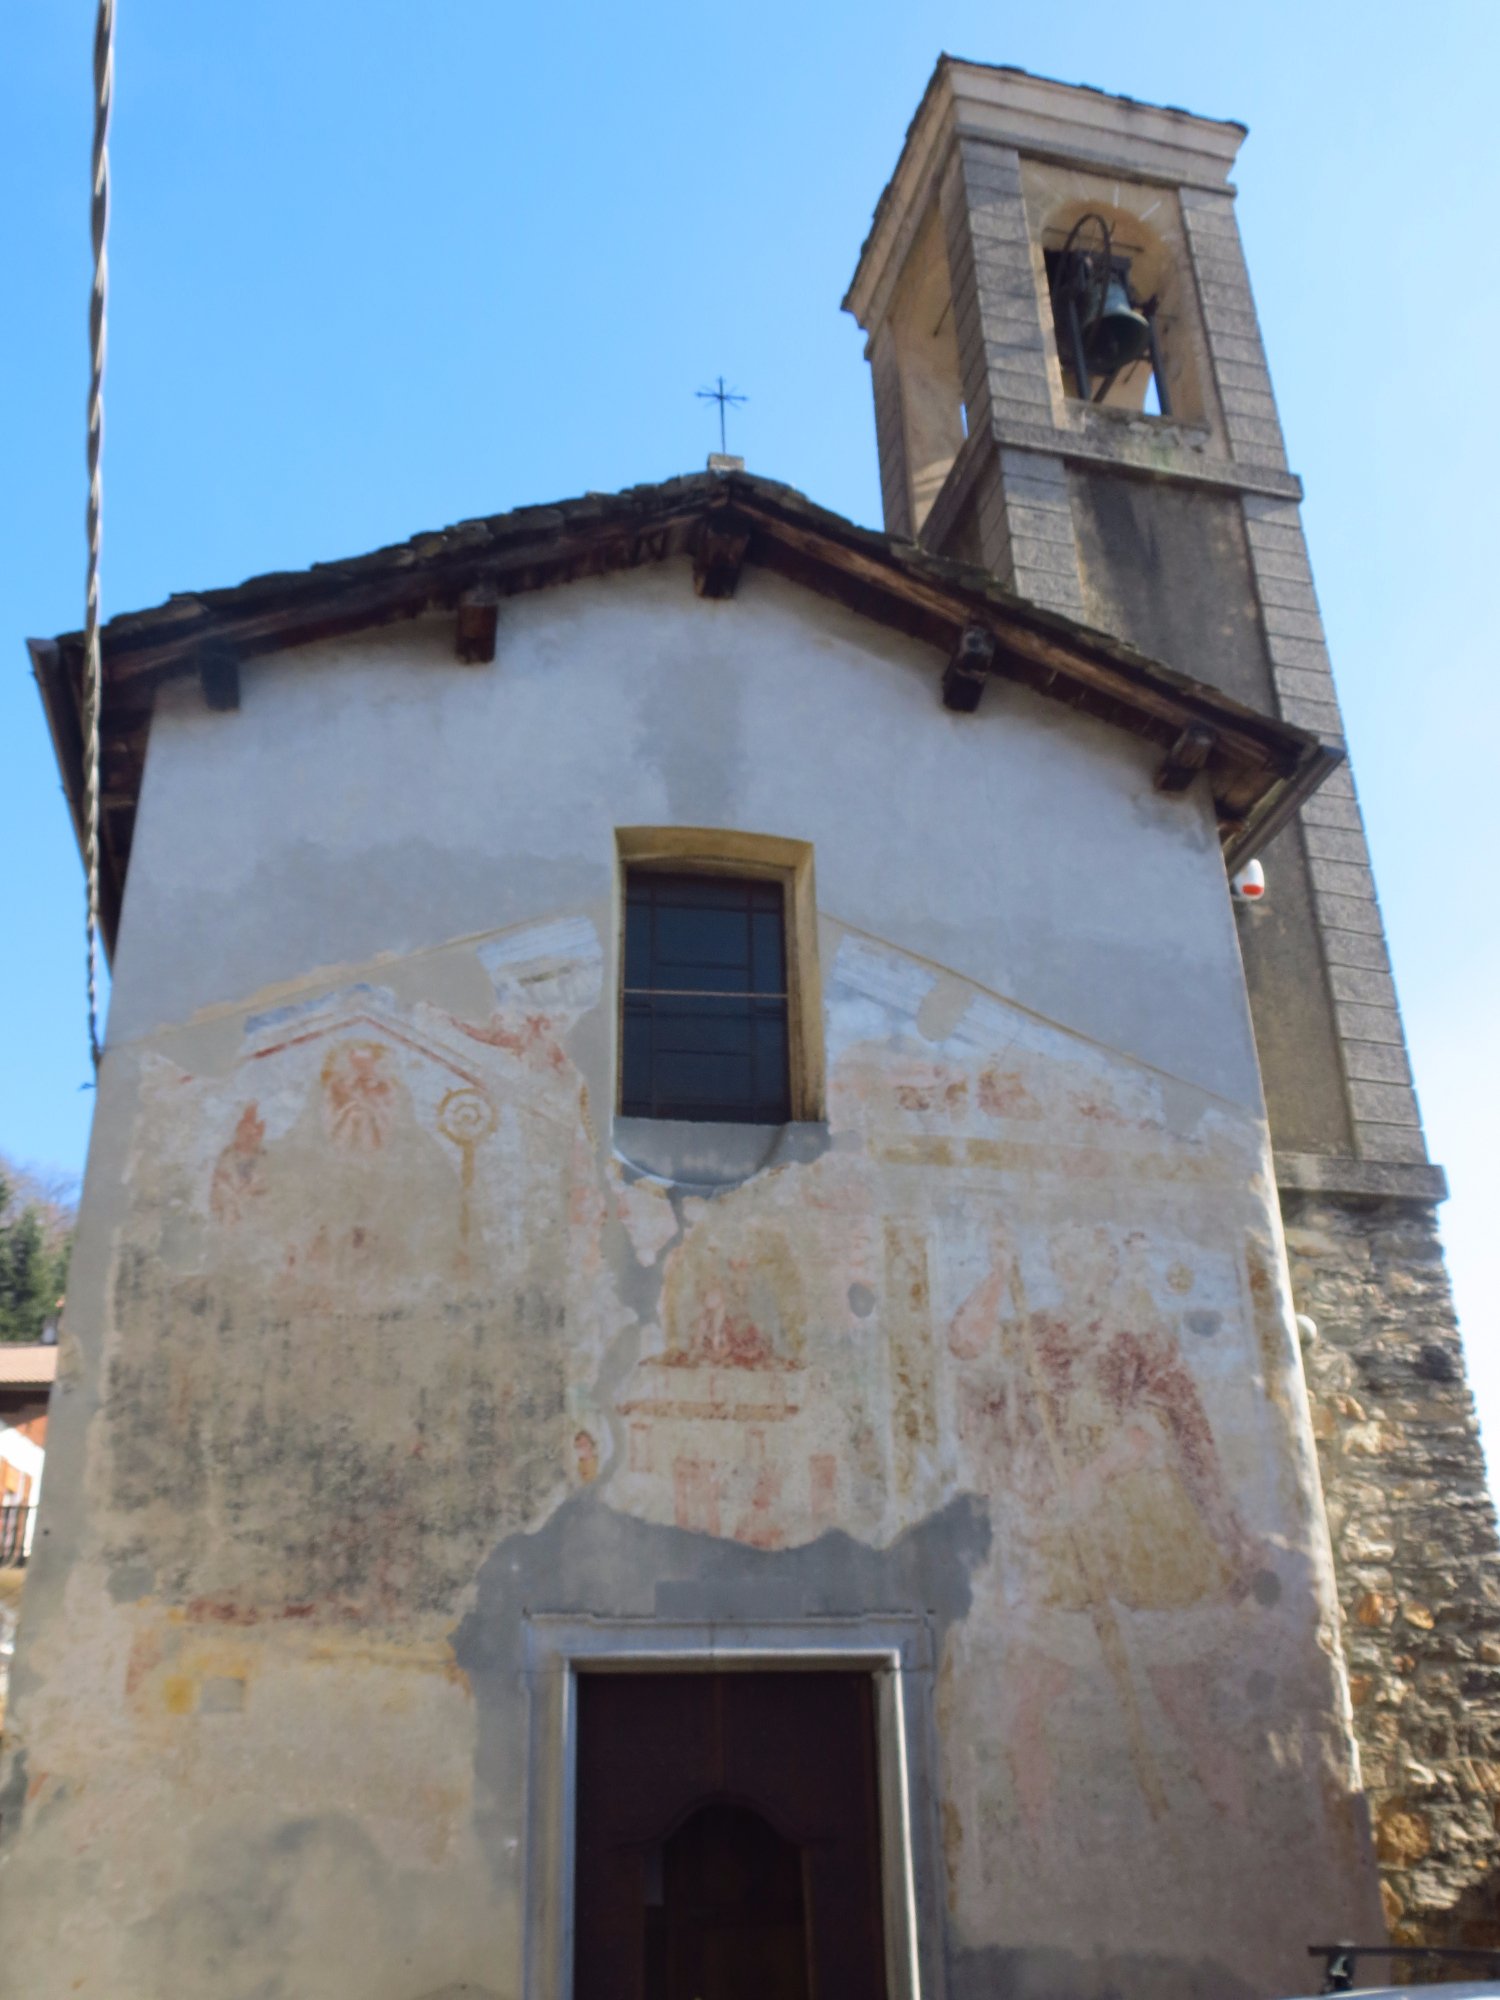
941, 625, 998, 711
693, 512, 751, 600
198, 645, 240, 712
1155, 723, 1216, 793
455, 584, 499, 664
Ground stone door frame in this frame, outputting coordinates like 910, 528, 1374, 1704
521, 1613, 941, 2000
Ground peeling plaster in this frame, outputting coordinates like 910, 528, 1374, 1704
453, 1488, 989, 1894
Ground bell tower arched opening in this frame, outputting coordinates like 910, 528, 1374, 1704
1037, 197, 1207, 423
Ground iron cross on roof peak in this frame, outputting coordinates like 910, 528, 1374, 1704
696, 376, 747, 456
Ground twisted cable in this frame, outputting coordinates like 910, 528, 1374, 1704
83, 0, 114, 1069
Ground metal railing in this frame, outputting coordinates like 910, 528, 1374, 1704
0, 1506, 37, 1569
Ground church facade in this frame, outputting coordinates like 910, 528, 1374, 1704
0, 57, 1491, 2000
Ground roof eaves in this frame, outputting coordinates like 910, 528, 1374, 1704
33, 468, 1337, 961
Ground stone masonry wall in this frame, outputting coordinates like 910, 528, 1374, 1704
1286, 1192, 1500, 1949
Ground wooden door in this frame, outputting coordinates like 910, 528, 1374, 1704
573, 1670, 889, 2000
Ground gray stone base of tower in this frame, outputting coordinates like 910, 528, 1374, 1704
1289, 1190, 1500, 1946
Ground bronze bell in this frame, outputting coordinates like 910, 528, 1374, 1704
1083, 272, 1153, 378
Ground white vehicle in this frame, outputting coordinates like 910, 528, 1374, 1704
1286, 1989, 1500, 1999
1294, 1950, 1500, 1997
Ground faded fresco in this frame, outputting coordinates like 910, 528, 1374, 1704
0, 905, 1372, 1997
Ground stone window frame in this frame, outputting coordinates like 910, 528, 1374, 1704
613, 828, 826, 1127
520, 1613, 940, 2000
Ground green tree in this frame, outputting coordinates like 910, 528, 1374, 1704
0, 1165, 72, 1343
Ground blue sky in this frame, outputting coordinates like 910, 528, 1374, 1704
3, 2, 1496, 1452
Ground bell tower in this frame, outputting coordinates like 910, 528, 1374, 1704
846, 56, 1431, 1179
848, 57, 1500, 1948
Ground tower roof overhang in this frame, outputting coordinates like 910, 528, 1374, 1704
30, 467, 1339, 956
